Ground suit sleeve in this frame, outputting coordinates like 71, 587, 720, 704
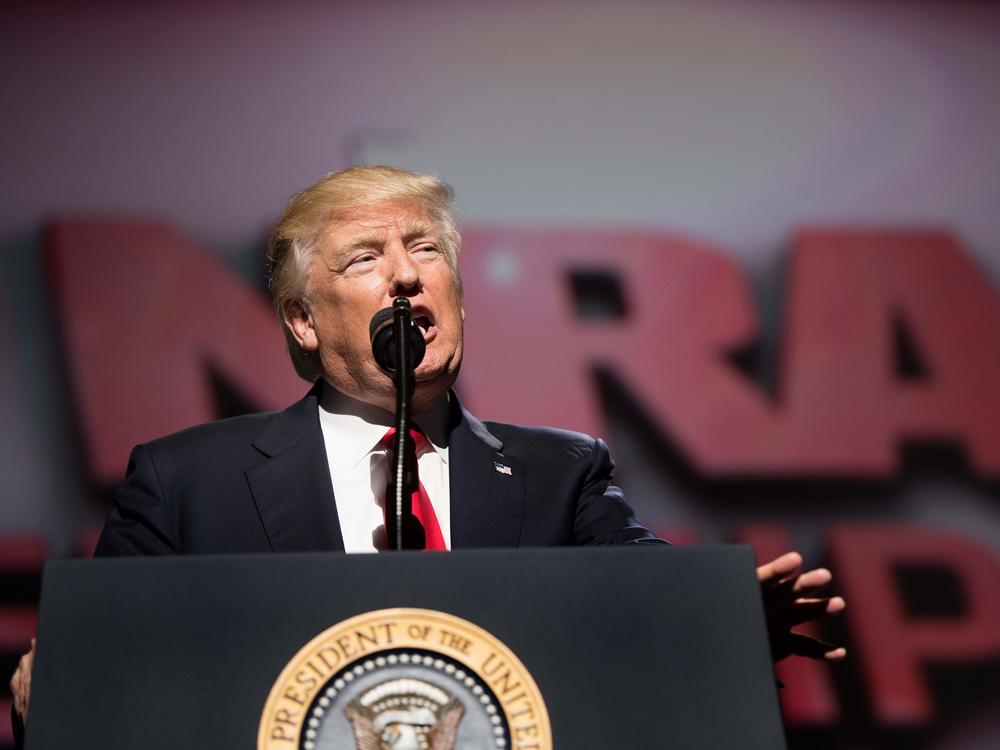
574, 437, 669, 546
94, 443, 180, 556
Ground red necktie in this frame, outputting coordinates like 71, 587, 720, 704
380, 427, 447, 551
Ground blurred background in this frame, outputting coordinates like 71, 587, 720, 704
3, 0, 1000, 747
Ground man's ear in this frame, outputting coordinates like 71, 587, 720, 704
283, 300, 319, 352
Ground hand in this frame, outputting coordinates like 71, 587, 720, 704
10, 638, 35, 723
757, 552, 846, 662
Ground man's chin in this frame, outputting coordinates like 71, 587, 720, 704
414, 366, 442, 382
415, 362, 460, 395
414, 352, 460, 382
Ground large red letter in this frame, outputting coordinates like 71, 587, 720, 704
460, 228, 1000, 477
829, 524, 1000, 725
781, 230, 1000, 475
47, 221, 305, 483
459, 227, 775, 473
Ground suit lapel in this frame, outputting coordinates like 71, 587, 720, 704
244, 386, 522, 552
449, 401, 526, 548
246, 384, 345, 553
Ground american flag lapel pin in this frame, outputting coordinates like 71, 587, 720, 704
494, 461, 513, 476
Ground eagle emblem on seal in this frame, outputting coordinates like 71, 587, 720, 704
344, 677, 466, 750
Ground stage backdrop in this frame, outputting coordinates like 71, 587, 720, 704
2, 2, 1000, 748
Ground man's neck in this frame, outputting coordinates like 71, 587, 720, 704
319, 380, 452, 447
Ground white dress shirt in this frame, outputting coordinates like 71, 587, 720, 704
318, 383, 451, 553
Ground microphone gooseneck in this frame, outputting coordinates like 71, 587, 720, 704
369, 298, 426, 550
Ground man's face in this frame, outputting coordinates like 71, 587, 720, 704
288, 200, 464, 412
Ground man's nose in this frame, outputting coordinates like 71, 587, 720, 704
386, 240, 420, 295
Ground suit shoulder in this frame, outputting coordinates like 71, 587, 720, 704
141, 410, 278, 457
481, 420, 604, 460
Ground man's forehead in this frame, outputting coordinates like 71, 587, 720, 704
335, 202, 435, 234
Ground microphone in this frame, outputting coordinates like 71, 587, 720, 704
369, 299, 426, 374
369, 297, 426, 551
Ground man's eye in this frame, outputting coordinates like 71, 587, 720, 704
415, 244, 438, 255
351, 254, 376, 266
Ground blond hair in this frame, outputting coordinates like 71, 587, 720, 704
266, 166, 461, 381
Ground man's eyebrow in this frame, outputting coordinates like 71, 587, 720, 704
338, 222, 436, 251
401, 223, 438, 243
338, 233, 385, 254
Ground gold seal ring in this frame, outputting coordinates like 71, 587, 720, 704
259, 607, 551, 750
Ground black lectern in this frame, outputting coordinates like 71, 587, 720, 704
26, 546, 785, 749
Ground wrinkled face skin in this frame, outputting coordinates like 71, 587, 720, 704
285, 200, 464, 414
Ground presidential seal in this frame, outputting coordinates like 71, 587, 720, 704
259, 608, 551, 750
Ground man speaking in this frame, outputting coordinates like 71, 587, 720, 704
94, 166, 667, 554
10, 167, 844, 734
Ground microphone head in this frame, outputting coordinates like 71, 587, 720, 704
369, 299, 426, 373
368, 306, 395, 342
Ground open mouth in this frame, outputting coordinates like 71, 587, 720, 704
412, 310, 436, 342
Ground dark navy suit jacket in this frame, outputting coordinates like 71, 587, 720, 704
11, 389, 662, 747
95, 386, 662, 556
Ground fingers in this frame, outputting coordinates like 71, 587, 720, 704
11, 657, 24, 718
771, 596, 847, 629
762, 566, 835, 608
770, 631, 846, 662
826, 595, 846, 615
758, 552, 848, 664
758, 553, 848, 663
785, 632, 847, 661
757, 551, 832, 591
767, 593, 849, 663
756, 551, 802, 584
793, 567, 832, 593
10, 641, 35, 721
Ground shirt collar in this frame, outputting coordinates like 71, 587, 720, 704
318, 381, 452, 469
